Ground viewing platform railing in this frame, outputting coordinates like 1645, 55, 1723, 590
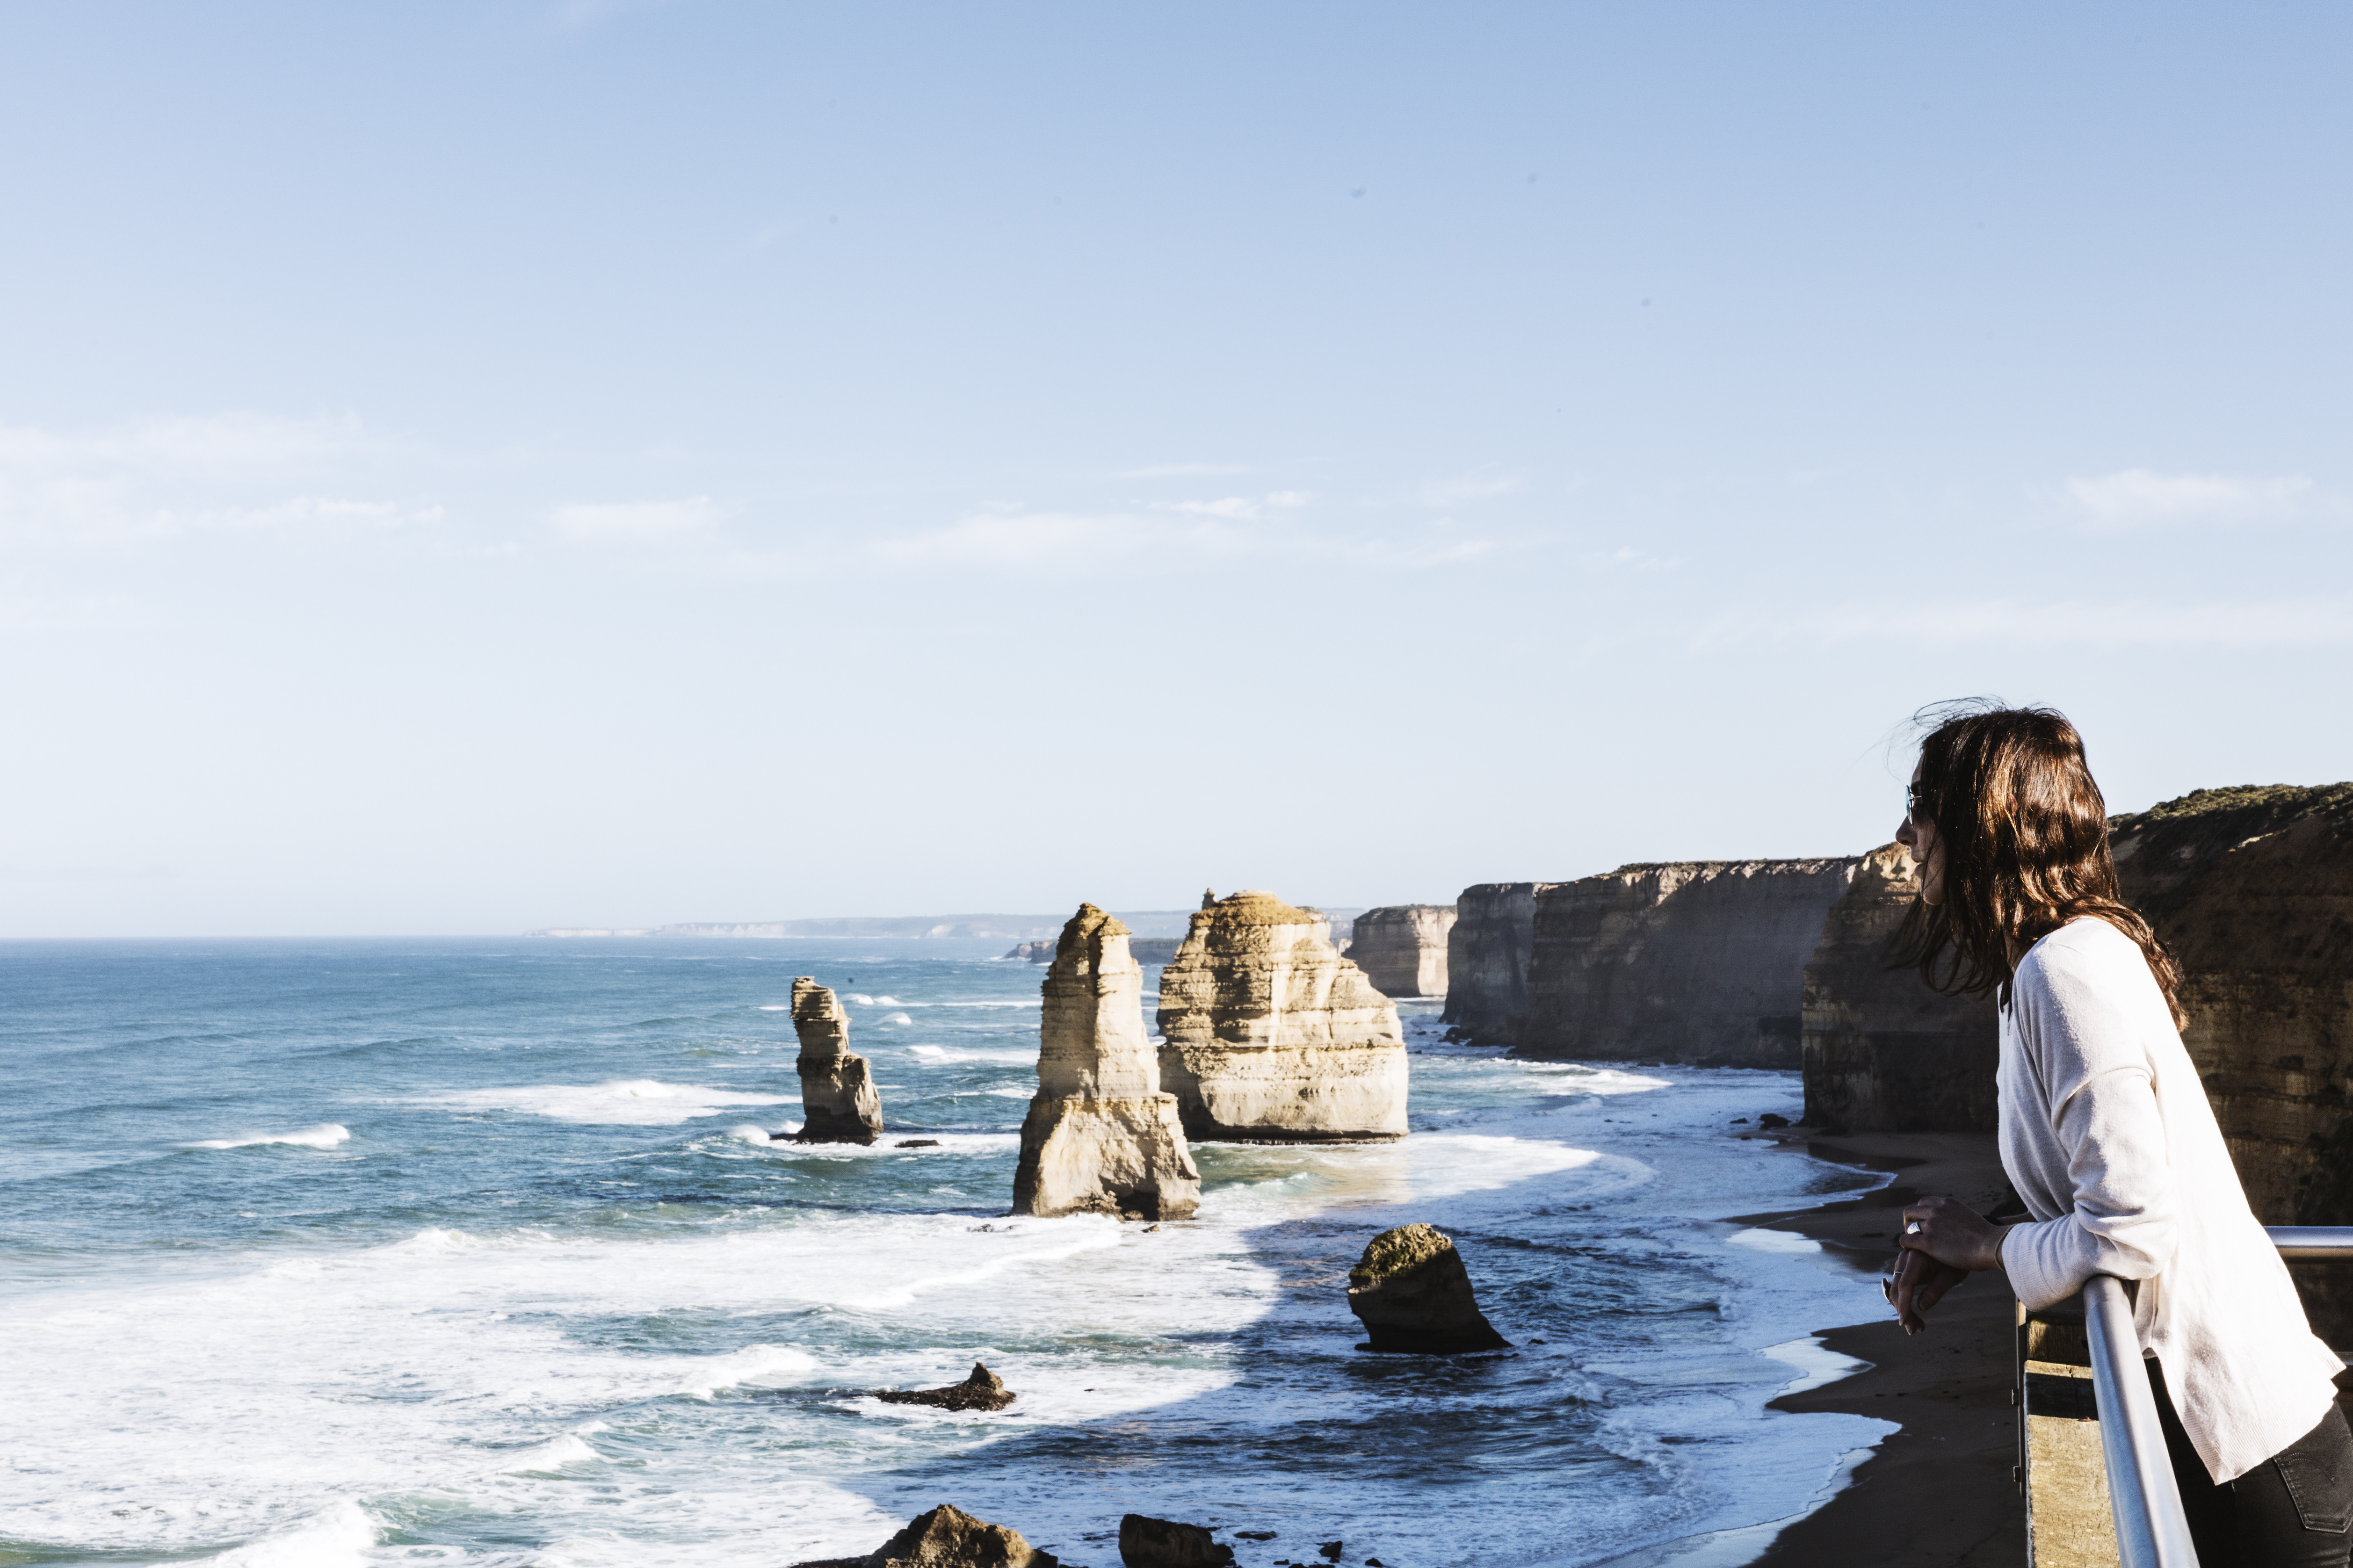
2078, 1227, 2353, 1568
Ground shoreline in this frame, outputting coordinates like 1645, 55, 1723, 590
1742, 1129, 2026, 1568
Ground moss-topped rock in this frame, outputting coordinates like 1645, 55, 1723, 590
1346, 1223, 1507, 1354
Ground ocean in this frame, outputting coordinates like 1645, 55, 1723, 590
0, 938, 1897, 1568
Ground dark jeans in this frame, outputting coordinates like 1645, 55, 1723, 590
2149, 1359, 2353, 1567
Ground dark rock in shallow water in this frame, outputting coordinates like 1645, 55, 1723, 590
1317, 1544, 1343, 1562
1119, 1515, 1232, 1568
897, 1139, 941, 1149
1347, 1223, 1508, 1353
1232, 1532, 1276, 1542
874, 1361, 1016, 1411
794, 1503, 1057, 1568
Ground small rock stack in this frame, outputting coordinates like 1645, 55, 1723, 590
790, 977, 884, 1144
1347, 1222, 1508, 1353
1011, 904, 1202, 1221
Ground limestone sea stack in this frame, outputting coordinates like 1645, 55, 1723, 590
790, 977, 884, 1144
1800, 844, 1998, 1133
1514, 858, 1861, 1067
1441, 883, 1560, 1040
1350, 904, 1457, 998
1156, 889, 1409, 1142
1011, 904, 1201, 1220
1346, 1223, 1508, 1353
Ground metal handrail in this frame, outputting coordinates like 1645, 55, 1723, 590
2267, 1226, 2353, 1258
2082, 1274, 2200, 1567
2073, 1228, 2353, 1567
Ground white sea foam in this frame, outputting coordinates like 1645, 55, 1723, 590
759, 1004, 789, 1011
490, 1431, 608, 1474
675, 1344, 819, 1399
416, 1080, 792, 1125
191, 1500, 377, 1567
185, 1124, 351, 1151
907, 1044, 1037, 1066
876, 1012, 914, 1025
1726, 1226, 1823, 1254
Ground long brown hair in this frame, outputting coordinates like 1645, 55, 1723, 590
1893, 701, 2185, 1026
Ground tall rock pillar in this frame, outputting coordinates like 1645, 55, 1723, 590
790, 977, 884, 1144
1012, 904, 1202, 1220
1156, 889, 1409, 1142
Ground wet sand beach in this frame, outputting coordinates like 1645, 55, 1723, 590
1745, 1131, 2027, 1568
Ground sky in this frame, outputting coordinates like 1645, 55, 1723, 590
2, 2, 2348, 938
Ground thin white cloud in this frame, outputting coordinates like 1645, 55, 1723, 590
0, 413, 435, 545
2063, 468, 2317, 530
0, 593, 138, 634
1151, 490, 1311, 521
1115, 462, 1254, 479
547, 496, 727, 540
1694, 597, 2353, 652
1417, 470, 1523, 507
0, 412, 386, 479
879, 506, 1490, 572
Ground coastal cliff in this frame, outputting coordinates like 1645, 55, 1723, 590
1350, 905, 1455, 998
2109, 785, 2353, 1226
1011, 905, 1201, 1219
1441, 883, 1559, 1037
1155, 889, 1409, 1141
1514, 859, 1860, 1066
1799, 845, 1998, 1132
791, 978, 884, 1143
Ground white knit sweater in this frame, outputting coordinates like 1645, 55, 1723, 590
1997, 917, 2343, 1482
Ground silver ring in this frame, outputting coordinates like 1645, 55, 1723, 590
1904, 1221, 1922, 1235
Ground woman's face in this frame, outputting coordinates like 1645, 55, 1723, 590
1897, 760, 1946, 905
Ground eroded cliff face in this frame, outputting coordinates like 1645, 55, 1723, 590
1800, 844, 1998, 1132
1441, 883, 1558, 1037
1514, 858, 1860, 1066
1155, 889, 1409, 1141
2109, 785, 2353, 1227
791, 977, 884, 1143
1350, 905, 1456, 998
1011, 904, 1201, 1219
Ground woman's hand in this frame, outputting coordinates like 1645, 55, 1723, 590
1887, 1196, 2008, 1335
1900, 1195, 2008, 1272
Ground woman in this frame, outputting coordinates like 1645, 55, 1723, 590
1885, 703, 2351, 1564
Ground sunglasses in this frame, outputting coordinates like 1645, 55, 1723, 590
1904, 782, 1935, 826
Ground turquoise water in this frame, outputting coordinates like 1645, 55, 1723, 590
0, 938, 1894, 1568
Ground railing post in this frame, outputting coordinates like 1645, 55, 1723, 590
2081, 1275, 2200, 1567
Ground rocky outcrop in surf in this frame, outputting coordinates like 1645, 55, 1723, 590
793, 1503, 1058, 1568
1441, 883, 1559, 1038
875, 1362, 1016, 1411
1350, 905, 1455, 998
1514, 859, 1860, 1067
1155, 889, 1409, 1142
1800, 844, 1998, 1133
2107, 785, 2353, 1226
1011, 905, 1201, 1220
791, 978, 883, 1143
1346, 1223, 1507, 1353
1119, 1516, 1234, 1568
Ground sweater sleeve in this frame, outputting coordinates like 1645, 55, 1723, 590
1998, 936, 2181, 1311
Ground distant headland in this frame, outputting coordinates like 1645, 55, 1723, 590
526, 907, 1368, 943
